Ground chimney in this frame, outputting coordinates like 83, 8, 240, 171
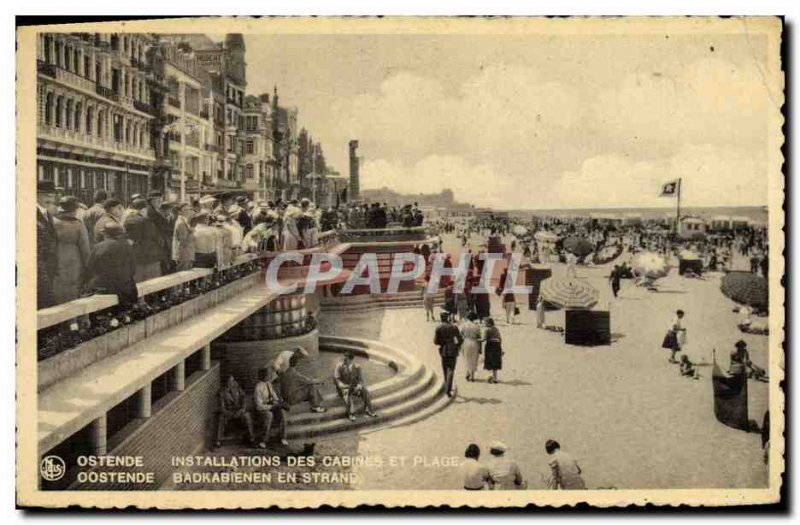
349, 140, 360, 200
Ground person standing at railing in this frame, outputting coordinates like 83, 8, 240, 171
93, 198, 125, 244
193, 211, 224, 269
82, 189, 107, 247
282, 199, 302, 251
233, 196, 252, 235
143, 190, 175, 275
52, 196, 90, 304
123, 197, 163, 282
83, 222, 138, 306
213, 211, 233, 268
172, 202, 195, 271
220, 208, 244, 261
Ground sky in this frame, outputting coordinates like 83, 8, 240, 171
232, 22, 780, 210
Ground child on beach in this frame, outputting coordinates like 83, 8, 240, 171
679, 355, 699, 379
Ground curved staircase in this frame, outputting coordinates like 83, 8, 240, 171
285, 336, 451, 439
320, 287, 445, 313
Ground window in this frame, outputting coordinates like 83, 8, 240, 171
245, 139, 254, 154
245, 164, 253, 178
86, 107, 93, 134
55, 96, 63, 128
44, 93, 53, 125
43, 35, 52, 63
64, 45, 71, 71
74, 102, 82, 132
84, 56, 90, 78
65, 100, 73, 130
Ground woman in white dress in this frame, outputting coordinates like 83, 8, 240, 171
460, 312, 482, 382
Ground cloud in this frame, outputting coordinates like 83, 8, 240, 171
591, 56, 777, 151
546, 144, 767, 209
326, 55, 773, 209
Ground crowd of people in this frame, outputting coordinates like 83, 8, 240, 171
460, 439, 585, 491
36, 178, 428, 310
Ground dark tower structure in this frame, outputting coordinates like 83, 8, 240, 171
224, 33, 246, 86
349, 140, 360, 201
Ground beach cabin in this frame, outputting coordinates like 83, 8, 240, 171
678, 217, 707, 240
731, 216, 750, 231
622, 213, 643, 226
710, 215, 732, 232
590, 212, 623, 227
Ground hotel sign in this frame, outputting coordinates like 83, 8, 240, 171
195, 49, 224, 71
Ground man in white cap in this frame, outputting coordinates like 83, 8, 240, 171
486, 441, 526, 490
199, 194, 218, 212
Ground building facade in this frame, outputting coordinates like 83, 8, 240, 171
36, 33, 166, 204
243, 94, 274, 200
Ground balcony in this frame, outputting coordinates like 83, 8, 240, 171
95, 84, 118, 102
200, 109, 210, 119
204, 144, 220, 153
38, 123, 156, 161
133, 99, 155, 115
168, 96, 180, 108
37, 60, 57, 78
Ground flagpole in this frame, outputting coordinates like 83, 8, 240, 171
676, 177, 682, 235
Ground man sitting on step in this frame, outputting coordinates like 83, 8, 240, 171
334, 351, 378, 421
214, 375, 255, 449
273, 346, 327, 414
254, 367, 290, 448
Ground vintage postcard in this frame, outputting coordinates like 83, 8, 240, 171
16, 16, 784, 509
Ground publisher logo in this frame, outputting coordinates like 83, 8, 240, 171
40, 455, 66, 482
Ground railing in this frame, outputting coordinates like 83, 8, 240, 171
37, 60, 57, 78
37, 254, 261, 360
168, 96, 180, 108
55, 66, 95, 93
205, 143, 220, 153
133, 99, 154, 115
38, 123, 156, 160
95, 84, 118, 102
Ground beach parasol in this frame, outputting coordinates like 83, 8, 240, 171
721, 272, 768, 309
679, 249, 700, 260
563, 237, 595, 258
511, 225, 529, 236
632, 252, 670, 280
540, 266, 599, 309
534, 231, 559, 242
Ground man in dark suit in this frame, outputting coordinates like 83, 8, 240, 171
84, 222, 138, 305
37, 181, 59, 309
142, 190, 174, 275
434, 312, 463, 397
123, 198, 164, 282
83, 189, 107, 247
234, 195, 252, 235
93, 199, 125, 244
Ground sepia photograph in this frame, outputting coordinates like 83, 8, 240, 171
15, 15, 784, 509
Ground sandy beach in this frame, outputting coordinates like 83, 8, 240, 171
317, 232, 770, 490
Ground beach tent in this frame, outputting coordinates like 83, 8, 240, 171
721, 272, 768, 309
710, 215, 732, 231
731, 216, 751, 230
712, 352, 749, 431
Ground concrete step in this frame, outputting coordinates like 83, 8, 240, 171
286, 367, 445, 439
288, 365, 435, 425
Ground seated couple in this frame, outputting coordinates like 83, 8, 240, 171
214, 368, 291, 450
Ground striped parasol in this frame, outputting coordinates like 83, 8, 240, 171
563, 236, 595, 257
540, 266, 599, 309
632, 252, 670, 280
721, 271, 768, 308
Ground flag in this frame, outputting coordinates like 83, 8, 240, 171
659, 179, 679, 197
